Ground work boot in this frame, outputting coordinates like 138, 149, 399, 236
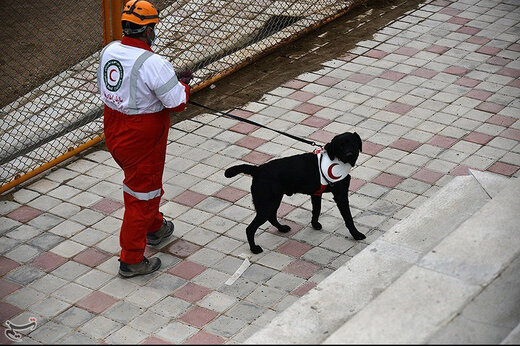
146, 218, 174, 246
119, 257, 161, 278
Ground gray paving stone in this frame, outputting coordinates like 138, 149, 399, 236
54, 306, 95, 328
79, 316, 123, 339
51, 261, 90, 281
206, 315, 248, 339
245, 285, 287, 308
57, 332, 97, 344
29, 321, 72, 344
30, 296, 71, 319
102, 301, 145, 324
5, 265, 46, 285
29, 233, 65, 251
145, 273, 186, 295
226, 301, 266, 323
155, 321, 198, 344
149, 296, 191, 318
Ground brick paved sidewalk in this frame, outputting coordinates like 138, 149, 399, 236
1, 0, 519, 344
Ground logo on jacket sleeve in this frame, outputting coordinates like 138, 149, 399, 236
103, 59, 124, 92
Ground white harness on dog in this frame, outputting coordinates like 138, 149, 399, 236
313, 148, 352, 195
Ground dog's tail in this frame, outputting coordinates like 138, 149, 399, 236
224, 164, 258, 178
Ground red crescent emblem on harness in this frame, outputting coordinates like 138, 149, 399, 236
109, 69, 117, 82
328, 163, 340, 179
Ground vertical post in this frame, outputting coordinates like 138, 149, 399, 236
102, 0, 123, 45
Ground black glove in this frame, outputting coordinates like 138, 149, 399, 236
177, 68, 193, 85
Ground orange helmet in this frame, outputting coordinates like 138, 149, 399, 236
121, 0, 159, 26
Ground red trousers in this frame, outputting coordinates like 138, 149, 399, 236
104, 105, 169, 264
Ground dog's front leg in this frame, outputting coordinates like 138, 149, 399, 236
311, 195, 322, 230
332, 179, 366, 241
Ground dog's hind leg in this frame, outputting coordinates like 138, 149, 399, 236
246, 214, 268, 254
267, 194, 291, 233
310, 195, 323, 230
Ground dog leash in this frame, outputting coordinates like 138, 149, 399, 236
189, 100, 322, 148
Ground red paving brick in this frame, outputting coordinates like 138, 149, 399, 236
465, 35, 490, 45
465, 89, 493, 101
0, 302, 22, 322
179, 306, 218, 328
349, 178, 366, 192
500, 128, 520, 141
282, 79, 308, 90
487, 56, 512, 66
235, 136, 267, 150
450, 165, 472, 176
384, 102, 413, 115
347, 73, 375, 84
31, 252, 68, 272
283, 260, 320, 279
241, 151, 273, 165
214, 186, 249, 203
229, 122, 259, 135
276, 239, 313, 258
394, 47, 419, 56
7, 206, 42, 223
476, 46, 501, 55
412, 168, 444, 184
428, 135, 458, 148
288, 90, 315, 102
444, 66, 469, 76
309, 129, 338, 144
498, 67, 520, 78
412, 68, 438, 79
373, 172, 404, 188
390, 138, 422, 152
0, 257, 20, 276
380, 70, 406, 81
167, 260, 206, 280
363, 141, 385, 155
229, 109, 253, 118
301, 116, 331, 128
76, 291, 118, 314
292, 281, 317, 297
173, 282, 212, 302
277, 202, 296, 217
141, 336, 172, 344
185, 331, 225, 344
365, 49, 388, 59
293, 103, 323, 115
0, 278, 21, 299
454, 77, 481, 88
166, 240, 201, 259
487, 162, 519, 177
464, 132, 494, 145
90, 198, 123, 215
425, 44, 450, 54
486, 115, 516, 127
73, 248, 111, 267
315, 76, 341, 86
456, 26, 481, 35
448, 16, 470, 25
476, 102, 505, 114
173, 190, 207, 207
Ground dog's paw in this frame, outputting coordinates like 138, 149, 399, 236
278, 225, 291, 233
352, 231, 366, 240
311, 220, 322, 230
250, 245, 263, 254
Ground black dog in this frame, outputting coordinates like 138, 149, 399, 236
224, 132, 365, 254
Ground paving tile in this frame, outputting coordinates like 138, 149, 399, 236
234, 136, 268, 150
0, 256, 20, 276
30, 296, 70, 318
241, 151, 273, 165
156, 321, 198, 344
301, 116, 332, 128
500, 128, 520, 142
89, 197, 123, 215
166, 239, 201, 259
75, 291, 118, 314
79, 315, 123, 339
73, 248, 111, 267
213, 186, 249, 203
276, 239, 313, 258
372, 172, 404, 188
29, 321, 72, 344
179, 306, 219, 328
173, 282, 213, 303
31, 252, 68, 272
463, 131, 494, 145
0, 278, 21, 298
487, 161, 518, 177
7, 206, 42, 223
390, 138, 422, 152
428, 134, 458, 148
185, 330, 225, 344
54, 306, 95, 328
0, 301, 23, 321
291, 281, 317, 297
5, 265, 45, 285
411, 168, 444, 184
282, 259, 320, 279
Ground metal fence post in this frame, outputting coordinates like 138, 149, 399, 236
102, 0, 123, 45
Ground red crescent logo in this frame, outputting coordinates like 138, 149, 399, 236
328, 163, 341, 179
109, 69, 117, 82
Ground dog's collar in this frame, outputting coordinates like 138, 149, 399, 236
315, 149, 352, 186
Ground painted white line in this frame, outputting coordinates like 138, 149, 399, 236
225, 256, 251, 285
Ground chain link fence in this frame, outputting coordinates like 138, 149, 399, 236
0, 0, 367, 191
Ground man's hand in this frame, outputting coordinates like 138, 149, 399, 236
177, 68, 193, 85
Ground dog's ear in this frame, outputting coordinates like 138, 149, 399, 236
354, 132, 362, 152
324, 138, 336, 160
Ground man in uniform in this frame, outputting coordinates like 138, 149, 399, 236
98, 0, 192, 277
